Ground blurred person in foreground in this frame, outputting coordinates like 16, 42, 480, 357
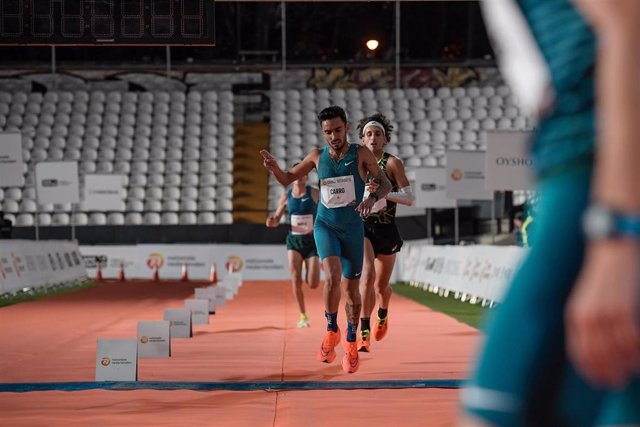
460, 0, 640, 425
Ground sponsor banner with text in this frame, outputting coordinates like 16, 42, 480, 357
408, 167, 457, 209
446, 151, 494, 200
0, 132, 24, 187
80, 244, 291, 280
397, 241, 527, 303
83, 174, 127, 211
0, 239, 87, 294
35, 161, 80, 205
485, 131, 535, 191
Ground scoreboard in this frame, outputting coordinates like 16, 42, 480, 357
0, 0, 215, 45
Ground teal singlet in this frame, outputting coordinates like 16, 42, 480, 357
313, 144, 366, 279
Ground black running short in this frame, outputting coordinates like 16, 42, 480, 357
364, 221, 403, 257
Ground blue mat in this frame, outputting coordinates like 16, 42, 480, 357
0, 379, 463, 393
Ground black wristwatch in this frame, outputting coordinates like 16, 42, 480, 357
368, 193, 379, 202
582, 203, 640, 241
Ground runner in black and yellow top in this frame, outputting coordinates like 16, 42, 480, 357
266, 171, 320, 328
355, 114, 415, 353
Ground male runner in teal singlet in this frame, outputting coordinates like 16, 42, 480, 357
261, 106, 392, 373
460, 0, 640, 425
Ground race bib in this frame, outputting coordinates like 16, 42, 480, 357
362, 187, 387, 213
320, 175, 356, 208
291, 214, 314, 235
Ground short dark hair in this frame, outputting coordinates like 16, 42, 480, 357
356, 113, 393, 142
317, 105, 347, 125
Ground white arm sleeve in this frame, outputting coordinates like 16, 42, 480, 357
385, 185, 414, 206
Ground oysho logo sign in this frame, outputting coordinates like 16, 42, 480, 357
495, 157, 533, 167
147, 253, 164, 269
225, 256, 244, 273
451, 169, 464, 181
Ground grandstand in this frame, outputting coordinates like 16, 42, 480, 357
0, 80, 530, 241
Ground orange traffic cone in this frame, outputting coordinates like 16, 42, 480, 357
96, 261, 104, 282
152, 265, 160, 282
181, 263, 189, 282
118, 263, 126, 282
209, 262, 218, 284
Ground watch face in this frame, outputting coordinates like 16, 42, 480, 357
583, 205, 614, 240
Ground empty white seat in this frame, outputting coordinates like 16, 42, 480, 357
131, 161, 148, 174
126, 199, 144, 212
179, 212, 197, 225
88, 212, 107, 225
197, 199, 216, 211
163, 186, 181, 200
5, 187, 22, 200
179, 186, 197, 200
489, 107, 503, 120
143, 212, 161, 225
197, 212, 216, 224
180, 199, 197, 211
405, 157, 422, 168
182, 172, 199, 187
166, 160, 182, 174
72, 212, 88, 225
19, 199, 37, 213
463, 130, 478, 143
497, 118, 512, 130
161, 212, 179, 225
129, 174, 147, 187
416, 145, 431, 156
50, 213, 70, 225
114, 161, 131, 174
144, 200, 162, 212
162, 199, 180, 211
217, 173, 233, 186
96, 161, 114, 173
148, 174, 165, 186
216, 212, 233, 224
398, 145, 415, 157
37, 213, 52, 226
146, 187, 163, 200
165, 174, 181, 186
125, 212, 143, 225
513, 117, 527, 129
15, 213, 34, 226
2, 199, 19, 213
481, 119, 497, 131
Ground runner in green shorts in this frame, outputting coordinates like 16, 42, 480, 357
266, 171, 320, 328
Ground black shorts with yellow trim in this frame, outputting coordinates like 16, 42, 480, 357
286, 233, 318, 259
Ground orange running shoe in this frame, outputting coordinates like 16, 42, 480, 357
317, 328, 341, 363
373, 315, 388, 341
357, 329, 371, 352
342, 341, 360, 373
